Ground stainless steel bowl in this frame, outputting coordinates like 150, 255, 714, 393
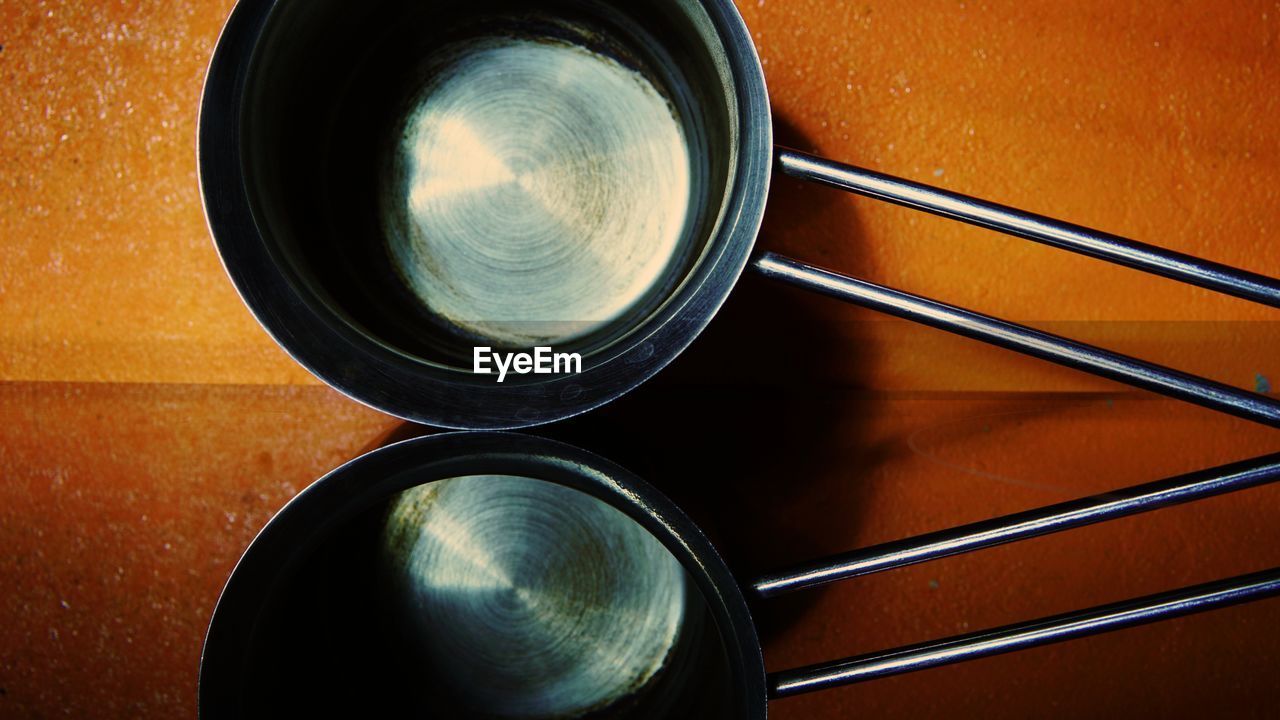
199, 433, 1280, 718
201, 0, 1280, 431
198, 433, 765, 719
200, 0, 771, 429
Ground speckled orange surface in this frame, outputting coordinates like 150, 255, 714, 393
1, 0, 1278, 718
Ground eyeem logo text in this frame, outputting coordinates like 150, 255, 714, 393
474, 347, 583, 383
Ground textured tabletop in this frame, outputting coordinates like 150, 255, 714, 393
1, 0, 1278, 717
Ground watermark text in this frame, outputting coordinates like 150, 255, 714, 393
474, 347, 583, 383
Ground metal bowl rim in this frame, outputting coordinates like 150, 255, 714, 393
197, 0, 774, 430
196, 431, 769, 719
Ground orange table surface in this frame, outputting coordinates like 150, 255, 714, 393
2, 1, 1279, 718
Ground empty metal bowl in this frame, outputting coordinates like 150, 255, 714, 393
200, 0, 770, 429
198, 433, 763, 719
202, 0, 1280, 431
199, 433, 1280, 718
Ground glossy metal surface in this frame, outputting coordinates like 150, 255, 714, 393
381, 474, 686, 718
755, 452, 1280, 598
201, 433, 1280, 717
777, 148, 1280, 308
198, 433, 766, 720
380, 38, 693, 347
199, 0, 772, 429
203, 0, 1280, 432
752, 252, 1280, 428
769, 566, 1280, 698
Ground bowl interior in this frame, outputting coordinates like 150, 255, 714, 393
241, 0, 739, 368
217, 473, 744, 718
